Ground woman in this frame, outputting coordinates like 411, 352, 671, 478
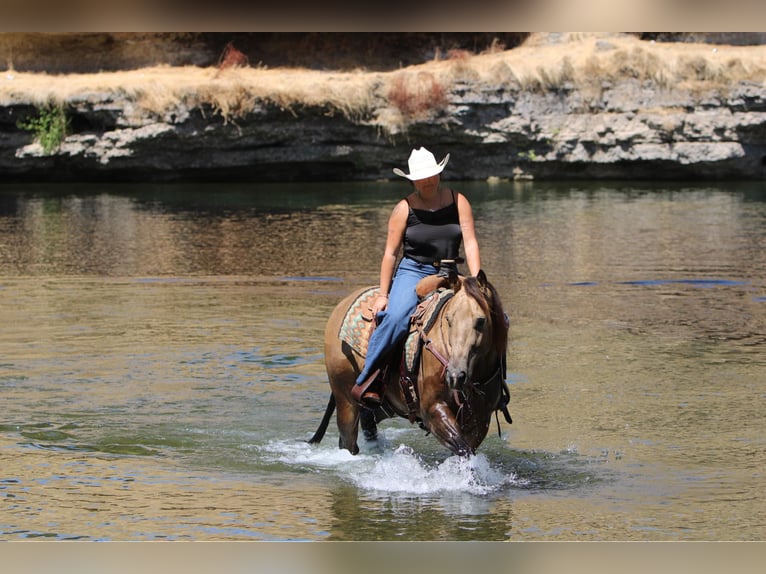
352, 147, 482, 407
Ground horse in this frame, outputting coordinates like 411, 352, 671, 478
307, 269, 511, 457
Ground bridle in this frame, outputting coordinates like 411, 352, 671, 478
419, 293, 500, 402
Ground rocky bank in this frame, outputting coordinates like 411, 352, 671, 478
2, 36, 766, 182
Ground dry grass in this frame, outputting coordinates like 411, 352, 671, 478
466, 34, 766, 92
387, 71, 448, 120
1, 65, 383, 124
2, 34, 765, 133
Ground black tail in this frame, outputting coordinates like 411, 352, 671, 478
307, 394, 336, 445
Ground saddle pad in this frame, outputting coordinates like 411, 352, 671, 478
338, 287, 379, 356
403, 328, 420, 375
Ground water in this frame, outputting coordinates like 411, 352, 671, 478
0, 180, 764, 541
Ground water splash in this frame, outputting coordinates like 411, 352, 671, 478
348, 445, 520, 495
260, 438, 527, 496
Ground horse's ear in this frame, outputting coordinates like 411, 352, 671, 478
476, 269, 488, 287
448, 269, 461, 291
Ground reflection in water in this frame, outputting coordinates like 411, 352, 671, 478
327, 482, 516, 541
0, 183, 393, 280
0, 181, 764, 540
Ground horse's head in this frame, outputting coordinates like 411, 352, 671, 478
442, 270, 507, 391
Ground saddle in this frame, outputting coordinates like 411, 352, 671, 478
338, 276, 454, 419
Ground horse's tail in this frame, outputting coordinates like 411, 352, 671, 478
307, 393, 336, 445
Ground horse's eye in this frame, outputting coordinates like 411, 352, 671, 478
474, 316, 486, 331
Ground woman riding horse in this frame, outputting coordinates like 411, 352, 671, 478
312, 266, 511, 456
352, 147, 482, 407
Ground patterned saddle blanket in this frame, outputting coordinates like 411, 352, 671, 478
337, 287, 380, 358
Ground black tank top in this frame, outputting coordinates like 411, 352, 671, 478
403, 191, 462, 264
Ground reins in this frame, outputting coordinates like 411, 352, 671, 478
418, 291, 507, 421
422, 337, 449, 377
407, 276, 512, 439
423, 329, 507, 434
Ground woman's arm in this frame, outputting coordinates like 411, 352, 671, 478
456, 192, 481, 276
372, 199, 408, 312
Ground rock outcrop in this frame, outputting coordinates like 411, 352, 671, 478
3, 34, 766, 182
4, 78, 765, 182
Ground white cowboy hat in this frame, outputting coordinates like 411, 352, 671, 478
393, 147, 450, 181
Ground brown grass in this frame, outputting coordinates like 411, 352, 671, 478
2, 34, 765, 133
386, 71, 448, 120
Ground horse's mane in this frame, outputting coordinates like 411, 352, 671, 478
458, 276, 508, 357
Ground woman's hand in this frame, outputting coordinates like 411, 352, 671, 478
370, 294, 389, 315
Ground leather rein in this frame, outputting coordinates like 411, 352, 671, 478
419, 299, 504, 400
416, 294, 513, 431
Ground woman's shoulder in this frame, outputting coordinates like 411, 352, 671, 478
449, 188, 469, 203
391, 198, 411, 218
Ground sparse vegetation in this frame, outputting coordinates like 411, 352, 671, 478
17, 103, 69, 154
518, 149, 539, 161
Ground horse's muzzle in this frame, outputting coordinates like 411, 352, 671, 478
446, 367, 467, 390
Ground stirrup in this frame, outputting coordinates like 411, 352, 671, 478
352, 369, 382, 408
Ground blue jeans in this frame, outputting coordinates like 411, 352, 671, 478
355, 257, 439, 384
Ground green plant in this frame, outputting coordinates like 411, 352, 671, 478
18, 104, 69, 154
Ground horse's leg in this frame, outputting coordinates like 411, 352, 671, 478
324, 289, 369, 455
425, 401, 475, 456
334, 393, 361, 454
334, 372, 386, 451
360, 408, 378, 441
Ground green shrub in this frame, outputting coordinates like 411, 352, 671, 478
18, 104, 69, 154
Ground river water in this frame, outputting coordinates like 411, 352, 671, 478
0, 180, 764, 541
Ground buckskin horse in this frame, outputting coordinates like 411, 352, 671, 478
307, 270, 512, 457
